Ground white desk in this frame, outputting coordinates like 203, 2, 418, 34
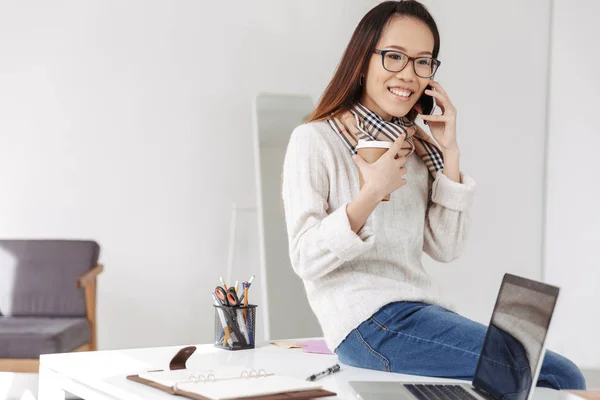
38, 340, 462, 400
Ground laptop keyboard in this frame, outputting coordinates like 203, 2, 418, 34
404, 384, 486, 400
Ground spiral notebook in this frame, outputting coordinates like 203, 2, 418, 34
127, 367, 337, 400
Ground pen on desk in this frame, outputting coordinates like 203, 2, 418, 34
306, 364, 341, 381
234, 280, 239, 294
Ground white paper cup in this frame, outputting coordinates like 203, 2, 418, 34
356, 140, 393, 201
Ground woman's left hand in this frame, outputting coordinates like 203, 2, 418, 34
418, 80, 459, 152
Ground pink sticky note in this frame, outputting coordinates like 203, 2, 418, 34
297, 339, 334, 355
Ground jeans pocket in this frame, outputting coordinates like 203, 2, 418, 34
372, 301, 430, 335
336, 328, 391, 372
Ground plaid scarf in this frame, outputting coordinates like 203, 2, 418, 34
327, 103, 444, 178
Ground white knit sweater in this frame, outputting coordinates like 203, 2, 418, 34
281, 121, 476, 351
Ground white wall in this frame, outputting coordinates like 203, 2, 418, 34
418, 0, 552, 326
544, 0, 600, 369
0, 0, 376, 350
0, 0, 557, 355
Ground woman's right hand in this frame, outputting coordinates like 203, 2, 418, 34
352, 134, 408, 201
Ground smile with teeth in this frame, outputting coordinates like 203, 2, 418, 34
388, 87, 413, 98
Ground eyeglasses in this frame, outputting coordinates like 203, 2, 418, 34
373, 49, 441, 78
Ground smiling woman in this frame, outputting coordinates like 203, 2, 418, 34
282, 0, 586, 393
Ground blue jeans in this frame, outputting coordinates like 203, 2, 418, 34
336, 302, 586, 391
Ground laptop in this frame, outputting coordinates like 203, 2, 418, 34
349, 273, 570, 400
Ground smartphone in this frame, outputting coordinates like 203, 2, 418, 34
418, 85, 436, 115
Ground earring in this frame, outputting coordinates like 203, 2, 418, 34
359, 75, 365, 86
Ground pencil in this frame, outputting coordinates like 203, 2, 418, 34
243, 282, 248, 322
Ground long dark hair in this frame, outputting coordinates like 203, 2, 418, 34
307, 0, 440, 122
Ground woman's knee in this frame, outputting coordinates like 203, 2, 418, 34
539, 350, 586, 390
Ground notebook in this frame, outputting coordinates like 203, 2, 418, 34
127, 367, 337, 400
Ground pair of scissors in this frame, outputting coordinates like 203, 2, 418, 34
214, 287, 247, 347
215, 286, 240, 307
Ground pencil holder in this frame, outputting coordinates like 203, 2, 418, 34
214, 304, 257, 350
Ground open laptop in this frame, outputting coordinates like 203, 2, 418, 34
349, 273, 569, 400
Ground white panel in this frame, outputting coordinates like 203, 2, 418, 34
544, 0, 600, 368
253, 93, 321, 340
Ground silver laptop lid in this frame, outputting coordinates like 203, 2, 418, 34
471, 273, 560, 400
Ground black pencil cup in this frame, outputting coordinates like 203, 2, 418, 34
214, 304, 257, 350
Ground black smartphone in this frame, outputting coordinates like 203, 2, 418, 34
418, 85, 436, 116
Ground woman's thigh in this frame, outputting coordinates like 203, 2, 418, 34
336, 302, 486, 378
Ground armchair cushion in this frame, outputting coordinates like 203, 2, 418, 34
0, 316, 91, 358
0, 240, 100, 317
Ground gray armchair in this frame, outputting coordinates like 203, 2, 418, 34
0, 240, 103, 372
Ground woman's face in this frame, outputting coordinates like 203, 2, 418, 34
360, 16, 435, 121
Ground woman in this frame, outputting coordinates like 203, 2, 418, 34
281, 0, 586, 391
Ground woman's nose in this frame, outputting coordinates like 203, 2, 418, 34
395, 60, 417, 81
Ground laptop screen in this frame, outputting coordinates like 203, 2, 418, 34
471, 274, 560, 400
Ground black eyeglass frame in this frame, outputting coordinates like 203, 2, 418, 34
373, 49, 441, 78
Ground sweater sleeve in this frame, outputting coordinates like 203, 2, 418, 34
282, 125, 375, 281
423, 170, 476, 262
